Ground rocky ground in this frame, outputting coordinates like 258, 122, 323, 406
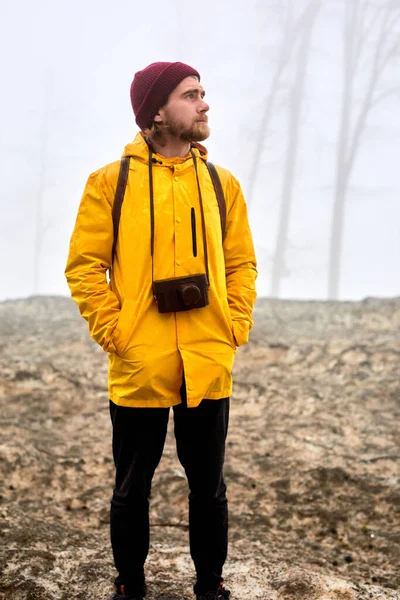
0, 295, 399, 600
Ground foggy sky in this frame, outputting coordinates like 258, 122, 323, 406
1, 0, 399, 302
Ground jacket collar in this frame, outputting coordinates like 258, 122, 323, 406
122, 132, 208, 169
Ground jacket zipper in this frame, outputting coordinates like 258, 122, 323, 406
191, 207, 197, 257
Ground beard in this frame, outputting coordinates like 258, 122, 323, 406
163, 112, 210, 142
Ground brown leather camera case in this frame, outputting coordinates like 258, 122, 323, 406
152, 273, 209, 313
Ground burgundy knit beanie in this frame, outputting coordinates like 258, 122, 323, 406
130, 61, 200, 131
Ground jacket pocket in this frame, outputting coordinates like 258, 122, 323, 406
112, 299, 136, 357
191, 207, 197, 257
227, 312, 237, 349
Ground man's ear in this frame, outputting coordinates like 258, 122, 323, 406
154, 113, 163, 123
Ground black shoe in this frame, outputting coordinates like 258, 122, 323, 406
196, 586, 231, 600
109, 594, 144, 600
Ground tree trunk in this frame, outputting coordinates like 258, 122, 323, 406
328, 11, 353, 299
270, 0, 320, 298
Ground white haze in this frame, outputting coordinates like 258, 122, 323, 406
0, 0, 399, 302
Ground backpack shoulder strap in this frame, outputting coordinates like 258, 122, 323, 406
111, 157, 130, 264
205, 161, 226, 241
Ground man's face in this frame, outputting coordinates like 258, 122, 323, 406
154, 76, 210, 142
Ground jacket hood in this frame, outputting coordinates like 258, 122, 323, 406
122, 131, 208, 166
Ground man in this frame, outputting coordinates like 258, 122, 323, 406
65, 61, 257, 600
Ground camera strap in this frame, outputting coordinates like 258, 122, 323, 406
191, 149, 210, 288
148, 145, 156, 289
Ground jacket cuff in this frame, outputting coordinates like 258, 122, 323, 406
232, 320, 250, 347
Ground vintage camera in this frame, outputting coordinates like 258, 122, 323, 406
152, 273, 209, 313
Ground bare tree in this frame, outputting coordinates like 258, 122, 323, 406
328, 0, 400, 299
269, 0, 322, 298
247, 0, 298, 210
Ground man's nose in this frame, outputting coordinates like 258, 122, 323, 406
199, 99, 210, 112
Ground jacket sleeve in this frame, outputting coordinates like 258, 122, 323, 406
64, 168, 119, 353
223, 174, 257, 346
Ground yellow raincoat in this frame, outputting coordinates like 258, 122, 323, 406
65, 133, 257, 407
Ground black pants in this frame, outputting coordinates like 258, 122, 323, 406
109, 392, 229, 597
